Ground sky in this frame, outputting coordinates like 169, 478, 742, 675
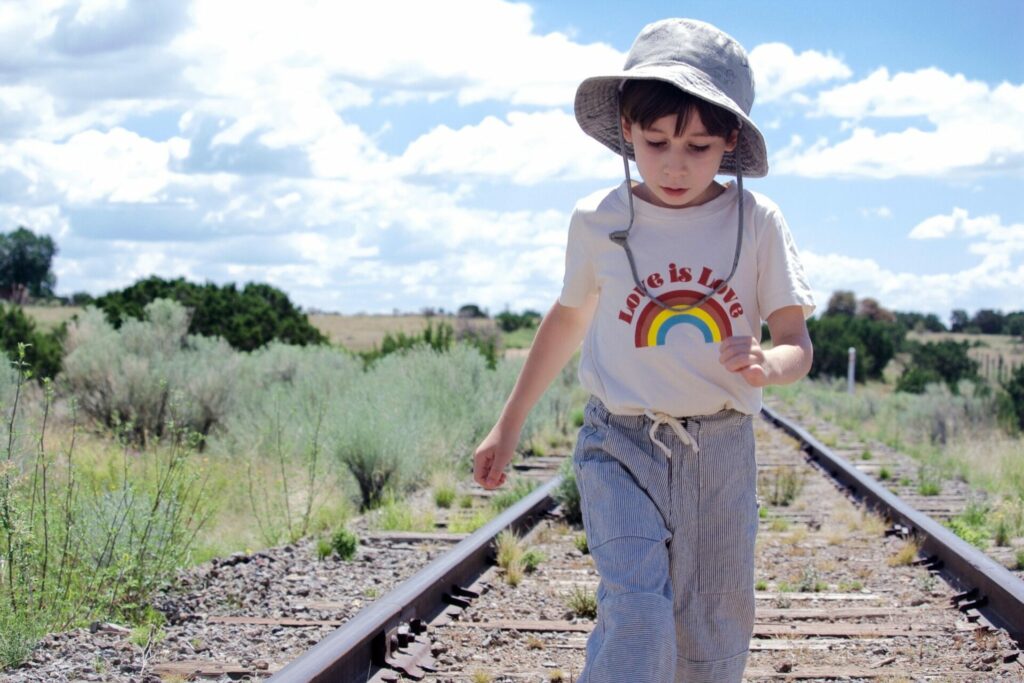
1, 0, 1022, 321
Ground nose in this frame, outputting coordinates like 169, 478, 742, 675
664, 150, 688, 178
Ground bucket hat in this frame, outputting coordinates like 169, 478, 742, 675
575, 18, 767, 178
574, 18, 763, 315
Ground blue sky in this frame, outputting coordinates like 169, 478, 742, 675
1, 0, 1022, 321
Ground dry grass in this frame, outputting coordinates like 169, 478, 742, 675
21, 304, 83, 330
889, 537, 922, 566
308, 313, 496, 351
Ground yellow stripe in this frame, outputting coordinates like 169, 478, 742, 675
647, 306, 721, 345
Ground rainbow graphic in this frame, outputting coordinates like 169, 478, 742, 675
633, 289, 733, 347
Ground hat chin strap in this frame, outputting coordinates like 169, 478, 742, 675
609, 106, 745, 316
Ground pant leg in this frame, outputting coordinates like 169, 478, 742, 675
671, 412, 758, 682
573, 401, 675, 683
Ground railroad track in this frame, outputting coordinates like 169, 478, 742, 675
264, 409, 1024, 683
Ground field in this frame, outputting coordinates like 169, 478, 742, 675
309, 313, 499, 351
906, 331, 1024, 383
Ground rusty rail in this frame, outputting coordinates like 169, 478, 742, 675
269, 476, 562, 682
761, 405, 1024, 644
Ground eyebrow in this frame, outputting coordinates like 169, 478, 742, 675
644, 124, 713, 138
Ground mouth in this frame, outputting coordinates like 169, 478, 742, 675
660, 187, 688, 197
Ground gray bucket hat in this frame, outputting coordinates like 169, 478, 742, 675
575, 18, 767, 177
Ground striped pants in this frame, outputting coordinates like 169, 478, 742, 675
573, 397, 758, 683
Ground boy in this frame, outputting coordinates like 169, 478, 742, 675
473, 18, 814, 682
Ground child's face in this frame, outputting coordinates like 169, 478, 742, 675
621, 110, 738, 209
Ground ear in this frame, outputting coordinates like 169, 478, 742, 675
724, 128, 739, 153
620, 116, 634, 144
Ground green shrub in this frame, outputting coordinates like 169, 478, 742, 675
898, 340, 979, 395
0, 303, 64, 380
806, 315, 903, 382
330, 528, 359, 561
61, 301, 239, 446
1000, 364, 1024, 432
554, 458, 582, 524
92, 276, 327, 351
491, 478, 536, 513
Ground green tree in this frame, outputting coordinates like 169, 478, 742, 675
825, 290, 856, 317
971, 309, 1004, 334
897, 340, 979, 394
1000, 364, 1024, 431
93, 276, 327, 351
0, 303, 64, 380
950, 309, 969, 332
807, 315, 903, 382
0, 227, 57, 300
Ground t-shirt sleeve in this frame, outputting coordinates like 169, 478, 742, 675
558, 209, 598, 307
756, 207, 816, 320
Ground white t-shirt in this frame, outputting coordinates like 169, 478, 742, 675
559, 180, 815, 417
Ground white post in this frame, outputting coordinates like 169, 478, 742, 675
847, 347, 856, 394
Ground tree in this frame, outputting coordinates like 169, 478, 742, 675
897, 340, 978, 394
971, 309, 1004, 335
825, 290, 856, 317
93, 276, 327, 351
857, 297, 895, 322
0, 303, 64, 380
806, 315, 904, 382
0, 226, 57, 300
950, 309, 969, 333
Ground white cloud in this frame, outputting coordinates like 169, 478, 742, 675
909, 207, 1004, 239
859, 206, 892, 220
801, 248, 1024, 316
397, 110, 620, 185
748, 43, 851, 103
776, 68, 1024, 178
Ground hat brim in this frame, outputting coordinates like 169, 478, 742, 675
575, 64, 768, 178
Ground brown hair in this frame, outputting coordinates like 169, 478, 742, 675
620, 79, 739, 138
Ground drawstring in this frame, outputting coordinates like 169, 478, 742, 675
609, 89, 745, 315
644, 410, 699, 458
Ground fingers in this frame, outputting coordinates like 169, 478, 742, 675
473, 448, 509, 490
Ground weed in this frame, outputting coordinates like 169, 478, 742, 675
994, 517, 1011, 546
495, 530, 523, 571
769, 516, 790, 532
861, 449, 873, 460
491, 478, 536, 513
330, 528, 359, 561
760, 467, 804, 506
878, 467, 891, 481
838, 580, 864, 592
522, 548, 545, 572
550, 670, 566, 682
315, 538, 332, 560
431, 472, 457, 509
574, 533, 589, 554
471, 670, 493, 683
448, 509, 491, 533
797, 568, 827, 593
554, 458, 581, 524
458, 494, 474, 509
889, 538, 921, 566
527, 635, 545, 650
1014, 549, 1024, 570
565, 585, 598, 619
758, 505, 768, 519
754, 579, 768, 591
505, 559, 525, 587
374, 496, 434, 532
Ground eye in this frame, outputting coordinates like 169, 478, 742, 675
644, 139, 667, 148
689, 144, 710, 153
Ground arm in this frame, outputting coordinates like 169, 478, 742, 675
473, 296, 598, 489
719, 305, 813, 387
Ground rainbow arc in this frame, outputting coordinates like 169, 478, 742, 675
633, 289, 733, 347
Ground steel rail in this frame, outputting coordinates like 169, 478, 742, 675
762, 405, 1024, 644
269, 475, 563, 683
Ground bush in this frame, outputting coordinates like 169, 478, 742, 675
897, 340, 979, 394
806, 315, 903, 382
330, 528, 359, 561
1000, 364, 1024, 432
92, 276, 327, 351
0, 303, 64, 380
554, 458, 582, 524
61, 300, 239, 445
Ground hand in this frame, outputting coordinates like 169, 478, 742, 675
472, 426, 517, 490
719, 335, 770, 387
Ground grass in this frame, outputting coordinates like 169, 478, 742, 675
889, 538, 921, 566
565, 585, 598, 619
308, 313, 498, 352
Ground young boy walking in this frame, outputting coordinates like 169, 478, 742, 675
474, 18, 815, 682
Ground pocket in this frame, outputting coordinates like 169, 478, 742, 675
695, 421, 758, 594
575, 450, 669, 551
